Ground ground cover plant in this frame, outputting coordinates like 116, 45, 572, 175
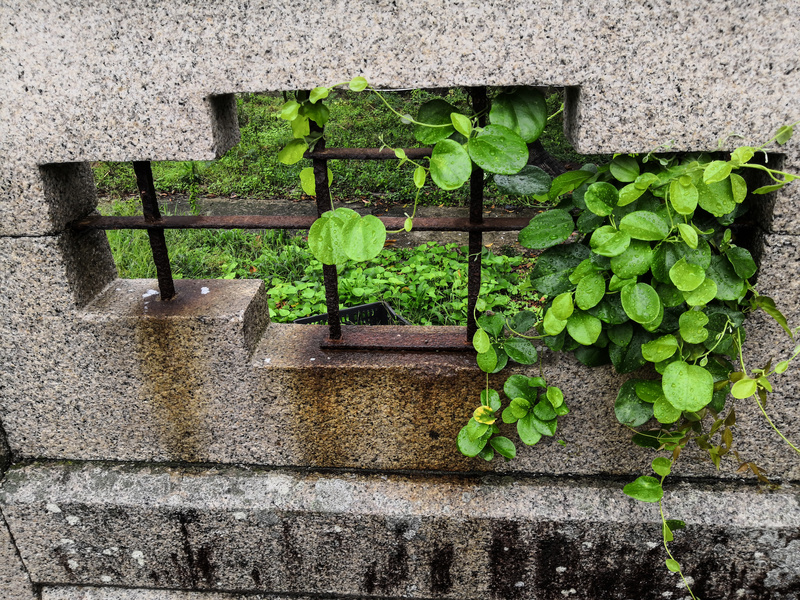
100, 198, 540, 325
92, 89, 598, 205
277, 78, 800, 598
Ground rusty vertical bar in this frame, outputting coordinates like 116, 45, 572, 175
466, 86, 488, 341
132, 161, 176, 301
304, 92, 342, 340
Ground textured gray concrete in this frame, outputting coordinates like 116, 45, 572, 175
43, 590, 297, 600
2, 1, 800, 235
0, 512, 37, 600
4, 461, 800, 599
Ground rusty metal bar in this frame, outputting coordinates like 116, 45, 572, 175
307, 109, 342, 341
132, 161, 176, 301
306, 147, 433, 161
320, 327, 472, 351
73, 214, 533, 233
466, 86, 488, 341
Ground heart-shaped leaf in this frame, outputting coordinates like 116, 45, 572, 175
414, 99, 458, 144
488, 87, 547, 143
584, 182, 619, 217
623, 476, 664, 503
621, 283, 662, 324
341, 214, 386, 262
429, 139, 472, 190
468, 125, 528, 174
519, 209, 574, 250
662, 361, 713, 411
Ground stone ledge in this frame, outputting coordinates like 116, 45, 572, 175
2, 462, 798, 599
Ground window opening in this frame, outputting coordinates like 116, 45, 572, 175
76, 86, 541, 351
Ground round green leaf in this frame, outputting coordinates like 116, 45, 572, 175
697, 177, 736, 217
662, 361, 714, 411
517, 413, 543, 445
725, 247, 757, 280
618, 182, 646, 206
450, 112, 472, 138
551, 292, 575, 321
610, 239, 653, 279
457, 426, 489, 457
429, 139, 471, 190
468, 125, 528, 175
575, 271, 605, 310
488, 87, 547, 143
679, 310, 709, 344
504, 374, 539, 403
666, 559, 682, 573
481, 389, 502, 411
348, 76, 368, 92
277, 139, 309, 165
414, 99, 458, 144
610, 155, 640, 183
584, 182, 619, 217
619, 211, 671, 241
703, 160, 733, 185
706, 254, 747, 301
621, 283, 662, 324
635, 380, 663, 403
543, 308, 568, 336
473, 328, 491, 353
518, 209, 574, 250
308, 212, 351, 265
608, 322, 634, 347
652, 457, 672, 477
614, 380, 655, 427
642, 335, 678, 363
504, 337, 538, 365
652, 239, 711, 282
731, 377, 758, 399
309, 86, 330, 103
669, 179, 699, 215
494, 165, 552, 196
490, 436, 517, 459
279, 100, 301, 121
476, 346, 498, 373
669, 257, 706, 292
677, 223, 698, 249
653, 396, 682, 424
730, 172, 747, 203
413, 166, 427, 189
465, 417, 490, 441
566, 310, 602, 346
623, 476, 664, 503
683, 277, 717, 307
299, 166, 333, 196
304, 101, 330, 127
341, 214, 386, 262
509, 397, 531, 419
590, 226, 632, 257
546, 386, 564, 408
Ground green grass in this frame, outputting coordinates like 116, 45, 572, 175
92, 88, 605, 206
101, 198, 542, 326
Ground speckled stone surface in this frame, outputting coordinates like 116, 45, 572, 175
2, 461, 799, 599
0, 512, 37, 600
43, 590, 307, 600
2, 1, 800, 235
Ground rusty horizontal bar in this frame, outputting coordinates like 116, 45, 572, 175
74, 214, 533, 232
319, 327, 473, 351
305, 147, 433, 161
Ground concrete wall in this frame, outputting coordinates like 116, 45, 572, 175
0, 1, 799, 598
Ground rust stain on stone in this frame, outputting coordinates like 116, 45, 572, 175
285, 360, 498, 471
135, 298, 209, 462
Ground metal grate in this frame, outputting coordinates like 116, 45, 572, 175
75, 86, 532, 351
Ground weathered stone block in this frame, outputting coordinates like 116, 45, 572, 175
0, 512, 36, 600
3, 462, 799, 599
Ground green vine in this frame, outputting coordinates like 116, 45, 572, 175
278, 79, 800, 596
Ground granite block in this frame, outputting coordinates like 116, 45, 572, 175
0, 512, 37, 600
3, 461, 799, 599
43, 589, 304, 600
1, 278, 269, 464
2, 307, 797, 478
0, 233, 116, 323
